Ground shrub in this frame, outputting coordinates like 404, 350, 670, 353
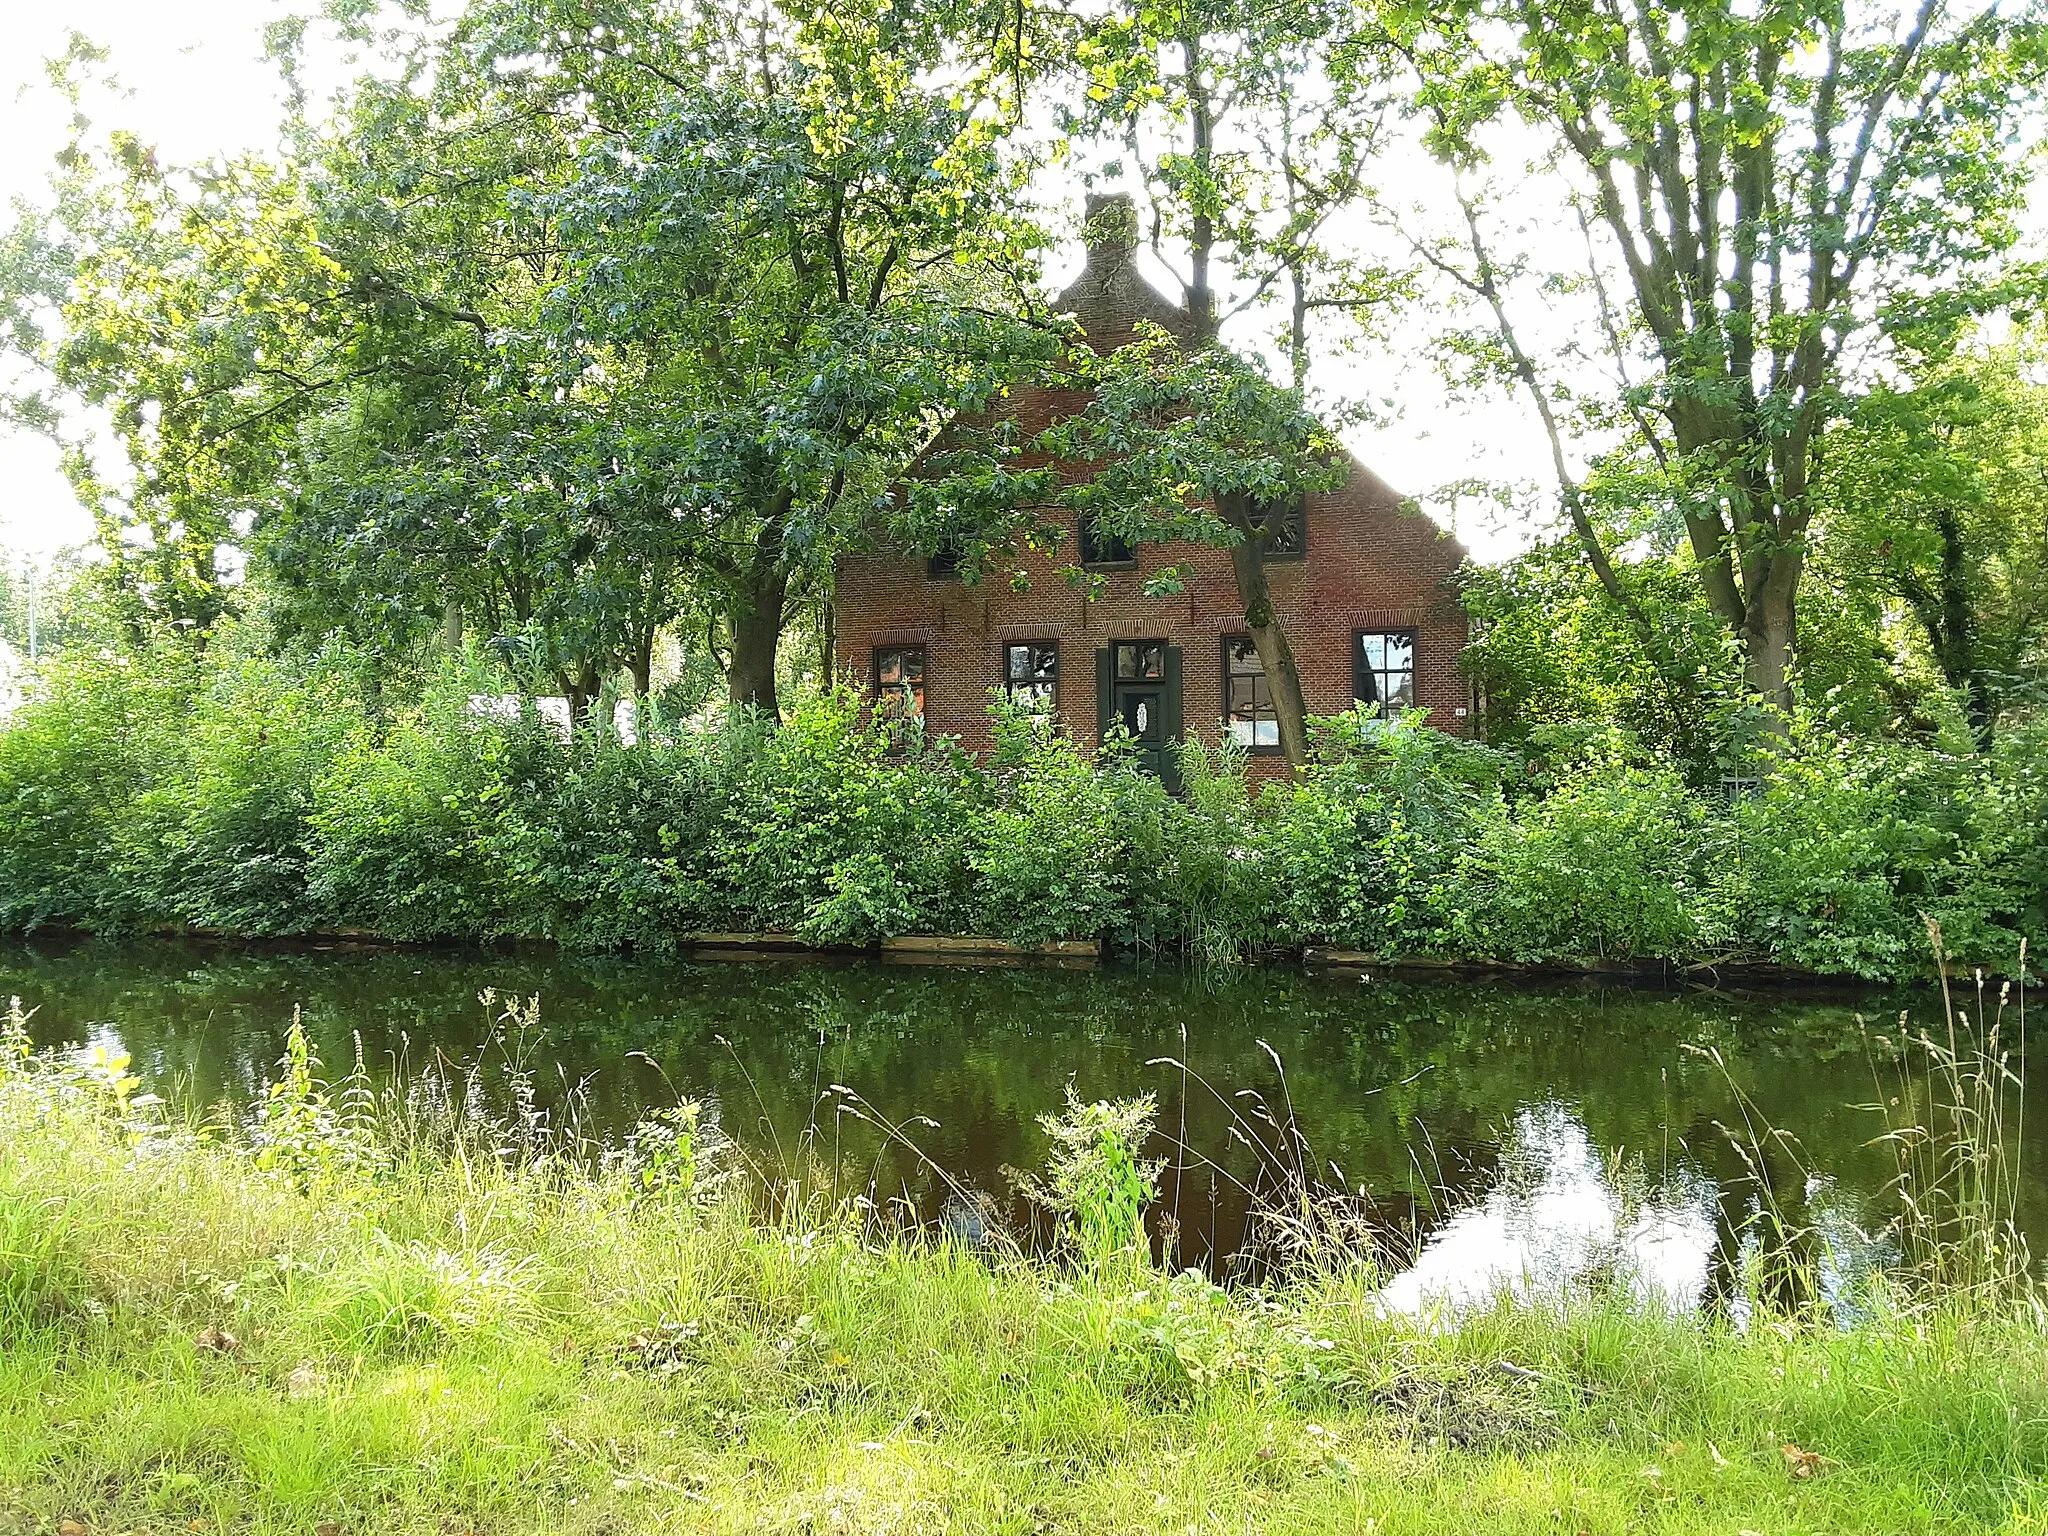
0, 649, 195, 931
1460, 761, 1707, 963
1710, 727, 2048, 977
513, 722, 725, 950
121, 648, 372, 934
0, 644, 2039, 979
1707, 739, 1922, 976
1268, 713, 1512, 956
306, 674, 552, 941
714, 690, 978, 940
1151, 737, 1277, 962
970, 717, 1132, 946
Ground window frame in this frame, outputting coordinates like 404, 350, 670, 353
1252, 493, 1307, 561
872, 643, 928, 742
1220, 634, 1284, 755
1352, 628, 1418, 718
1001, 640, 1060, 716
927, 535, 965, 581
1078, 514, 1138, 569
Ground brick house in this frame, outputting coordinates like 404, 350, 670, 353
832, 194, 1471, 784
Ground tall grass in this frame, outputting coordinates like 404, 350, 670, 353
1871, 922, 2031, 1299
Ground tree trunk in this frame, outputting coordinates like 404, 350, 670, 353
1933, 505, 1991, 743
1222, 494, 1310, 768
627, 627, 655, 701
726, 565, 788, 718
1179, 34, 1218, 346
1741, 553, 1800, 719
559, 660, 601, 737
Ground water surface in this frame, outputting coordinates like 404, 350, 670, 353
6, 937, 2035, 1306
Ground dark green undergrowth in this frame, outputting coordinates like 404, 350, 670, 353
4, 1010, 2048, 1535
0, 641, 2042, 978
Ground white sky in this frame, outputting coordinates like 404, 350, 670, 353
0, 0, 1559, 569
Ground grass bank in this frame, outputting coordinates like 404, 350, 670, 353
5, 1020, 2048, 1535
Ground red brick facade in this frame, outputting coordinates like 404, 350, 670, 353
832, 195, 1471, 780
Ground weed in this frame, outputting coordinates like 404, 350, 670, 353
1010, 1088, 1163, 1272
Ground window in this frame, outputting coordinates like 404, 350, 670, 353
1114, 639, 1166, 680
1223, 636, 1280, 750
1354, 630, 1416, 716
873, 644, 926, 732
1003, 642, 1058, 715
1079, 514, 1136, 567
928, 534, 965, 580
1254, 494, 1306, 559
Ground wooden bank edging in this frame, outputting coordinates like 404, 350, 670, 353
1299, 946, 1931, 989
687, 932, 1102, 962
49, 923, 2008, 988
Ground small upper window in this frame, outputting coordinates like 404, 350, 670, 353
1223, 636, 1280, 750
1003, 642, 1058, 715
1355, 630, 1416, 716
928, 535, 966, 580
874, 645, 926, 735
1079, 515, 1136, 567
1254, 494, 1306, 559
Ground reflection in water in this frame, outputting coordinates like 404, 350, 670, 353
3, 937, 2032, 1307
1378, 1102, 1719, 1312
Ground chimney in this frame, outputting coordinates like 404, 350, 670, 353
1083, 191, 1138, 273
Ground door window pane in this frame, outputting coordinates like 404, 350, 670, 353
1355, 630, 1416, 716
1003, 642, 1058, 715
1223, 636, 1280, 748
1119, 692, 1160, 740
1115, 640, 1166, 680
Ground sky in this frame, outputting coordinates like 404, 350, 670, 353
0, 0, 1558, 571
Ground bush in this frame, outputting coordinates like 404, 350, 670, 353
969, 706, 1142, 947
122, 648, 373, 934
0, 644, 2039, 978
1268, 713, 1512, 957
0, 649, 194, 931
1460, 761, 1707, 963
306, 671, 553, 941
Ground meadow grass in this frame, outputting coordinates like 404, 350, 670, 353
3, 1016, 2047, 1535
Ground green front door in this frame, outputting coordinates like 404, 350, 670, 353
1098, 640, 1183, 789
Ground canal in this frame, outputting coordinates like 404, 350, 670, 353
5, 937, 2035, 1307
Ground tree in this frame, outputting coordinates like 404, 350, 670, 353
1818, 343, 2048, 740
1365, 0, 2048, 714
0, 38, 339, 650
252, 0, 711, 713
248, 0, 1064, 718
1035, 324, 1348, 765
1024, 4, 1411, 767
537, 2, 1061, 716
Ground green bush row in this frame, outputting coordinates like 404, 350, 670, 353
0, 645, 2041, 977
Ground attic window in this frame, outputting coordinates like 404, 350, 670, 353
928, 534, 966, 580
1079, 515, 1136, 567
1255, 494, 1306, 559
